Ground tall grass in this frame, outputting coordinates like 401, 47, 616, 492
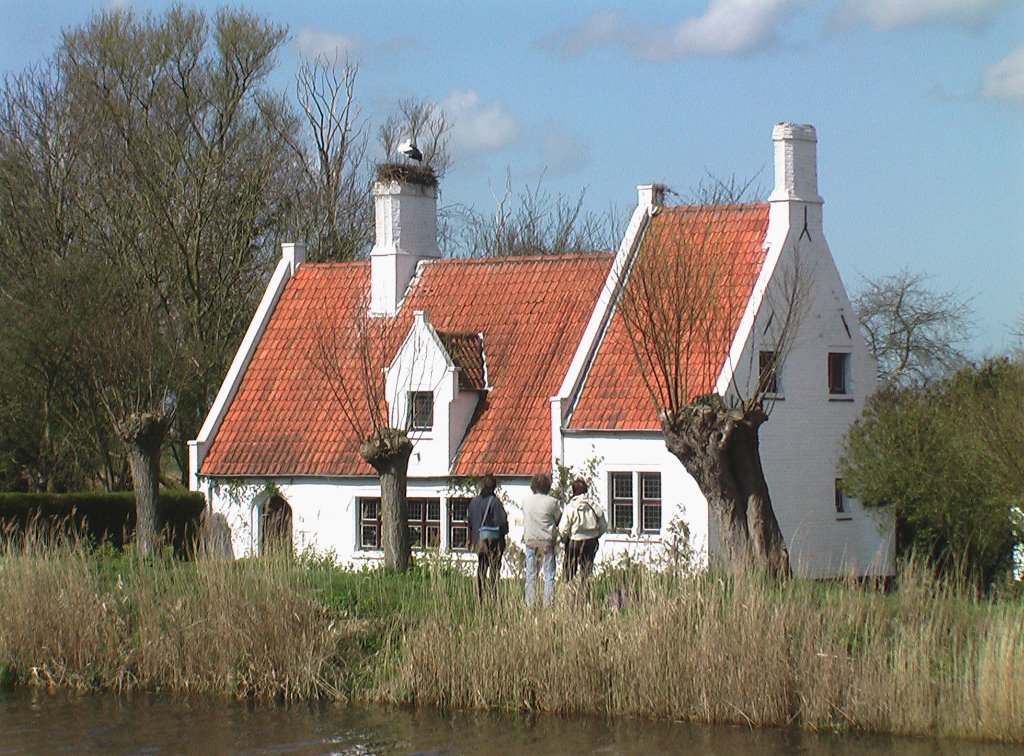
1, 533, 1021, 742
0, 529, 347, 700
381, 560, 1024, 742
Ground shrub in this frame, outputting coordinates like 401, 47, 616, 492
0, 491, 204, 556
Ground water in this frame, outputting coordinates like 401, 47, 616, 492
0, 689, 1018, 755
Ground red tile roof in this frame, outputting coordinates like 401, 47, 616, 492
201, 254, 613, 477
437, 331, 486, 390
568, 204, 770, 431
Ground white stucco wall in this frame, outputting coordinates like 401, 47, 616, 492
560, 433, 711, 569
201, 474, 536, 567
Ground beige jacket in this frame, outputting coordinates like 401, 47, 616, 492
558, 494, 608, 542
522, 493, 562, 547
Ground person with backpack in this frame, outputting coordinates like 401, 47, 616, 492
558, 477, 608, 601
467, 473, 509, 600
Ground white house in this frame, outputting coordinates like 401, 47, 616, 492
189, 123, 895, 578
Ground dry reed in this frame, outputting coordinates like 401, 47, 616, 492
1, 532, 1021, 742
0, 529, 348, 700
381, 563, 1024, 742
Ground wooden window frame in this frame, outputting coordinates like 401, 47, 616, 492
408, 497, 441, 550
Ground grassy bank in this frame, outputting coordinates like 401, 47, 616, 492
0, 537, 1021, 742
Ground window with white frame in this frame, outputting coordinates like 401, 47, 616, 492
640, 473, 662, 532
448, 497, 470, 551
408, 391, 434, 431
358, 497, 381, 550
608, 471, 662, 535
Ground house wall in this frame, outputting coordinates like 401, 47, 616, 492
200, 474, 535, 566
560, 433, 710, 568
725, 223, 896, 578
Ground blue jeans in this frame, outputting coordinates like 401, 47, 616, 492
524, 542, 557, 608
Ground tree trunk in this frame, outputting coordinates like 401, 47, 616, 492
360, 427, 413, 572
662, 395, 790, 578
120, 412, 169, 558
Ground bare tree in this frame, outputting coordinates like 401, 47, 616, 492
615, 196, 808, 578
446, 172, 621, 258
378, 99, 452, 178
306, 292, 419, 571
283, 55, 374, 262
853, 269, 973, 386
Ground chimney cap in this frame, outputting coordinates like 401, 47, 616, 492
772, 123, 817, 142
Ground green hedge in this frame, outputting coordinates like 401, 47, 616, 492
0, 491, 206, 557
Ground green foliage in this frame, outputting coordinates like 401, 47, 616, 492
0, 491, 204, 556
841, 359, 1024, 585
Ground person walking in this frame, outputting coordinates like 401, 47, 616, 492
522, 473, 561, 608
558, 477, 608, 601
467, 473, 508, 600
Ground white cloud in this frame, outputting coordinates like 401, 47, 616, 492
296, 28, 362, 60
837, 0, 1010, 29
540, 125, 587, 174
983, 46, 1024, 103
558, 0, 803, 60
441, 91, 520, 155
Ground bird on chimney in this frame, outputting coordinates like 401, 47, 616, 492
398, 138, 423, 162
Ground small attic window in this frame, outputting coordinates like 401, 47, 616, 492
409, 391, 434, 431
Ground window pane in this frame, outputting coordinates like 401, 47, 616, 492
409, 524, 423, 548
642, 503, 662, 532
450, 525, 468, 551
613, 502, 634, 531
361, 525, 378, 549
448, 498, 470, 552
641, 473, 661, 501
611, 472, 632, 500
408, 499, 423, 521
759, 350, 778, 394
361, 498, 379, 520
828, 353, 849, 394
427, 500, 440, 522
450, 498, 468, 522
409, 391, 434, 430
426, 525, 441, 548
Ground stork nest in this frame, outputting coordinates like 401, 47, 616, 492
376, 162, 438, 187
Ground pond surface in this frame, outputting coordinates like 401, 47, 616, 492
0, 688, 1018, 755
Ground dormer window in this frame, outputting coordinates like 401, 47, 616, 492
409, 391, 434, 431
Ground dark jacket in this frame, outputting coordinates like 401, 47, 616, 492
467, 493, 509, 549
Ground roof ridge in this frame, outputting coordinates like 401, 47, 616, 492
662, 202, 769, 213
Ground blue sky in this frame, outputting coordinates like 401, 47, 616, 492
2, 0, 1022, 355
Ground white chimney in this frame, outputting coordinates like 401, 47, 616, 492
370, 179, 441, 317
281, 242, 306, 275
767, 123, 824, 243
637, 183, 666, 208
768, 123, 822, 205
